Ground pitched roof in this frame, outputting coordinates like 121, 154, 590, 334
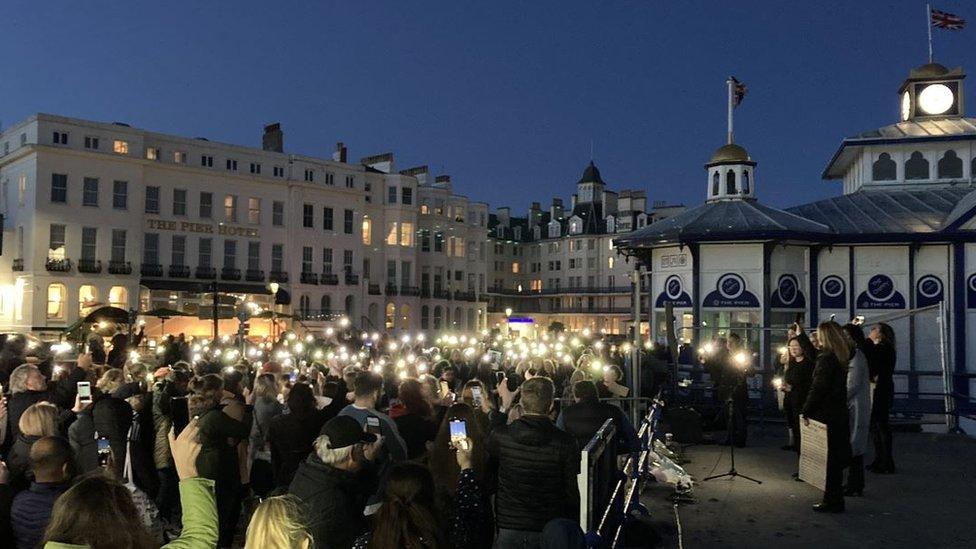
614, 199, 832, 247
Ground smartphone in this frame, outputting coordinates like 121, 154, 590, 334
77, 381, 92, 404
97, 437, 111, 468
170, 396, 190, 436
439, 380, 451, 399
495, 371, 505, 385
365, 416, 381, 435
289, 371, 298, 384
449, 419, 467, 449
471, 386, 483, 407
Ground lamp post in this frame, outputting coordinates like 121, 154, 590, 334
504, 307, 512, 337
269, 282, 280, 343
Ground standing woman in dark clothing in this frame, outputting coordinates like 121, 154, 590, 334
801, 321, 852, 513
783, 331, 816, 456
842, 324, 871, 496
864, 322, 896, 474
390, 378, 438, 460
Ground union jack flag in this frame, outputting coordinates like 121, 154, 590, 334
731, 77, 746, 107
931, 8, 966, 30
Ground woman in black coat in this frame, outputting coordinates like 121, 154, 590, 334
864, 322, 896, 474
801, 321, 852, 513
783, 331, 816, 454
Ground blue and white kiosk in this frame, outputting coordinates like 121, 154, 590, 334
616, 62, 976, 424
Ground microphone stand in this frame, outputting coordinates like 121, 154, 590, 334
703, 395, 762, 484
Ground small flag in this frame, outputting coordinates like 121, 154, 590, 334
731, 77, 747, 108
931, 8, 966, 30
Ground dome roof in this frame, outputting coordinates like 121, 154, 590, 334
577, 161, 605, 185
707, 143, 753, 166
909, 62, 951, 79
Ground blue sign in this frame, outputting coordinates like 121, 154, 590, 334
655, 275, 692, 308
967, 274, 976, 308
702, 273, 760, 308
915, 275, 944, 307
819, 275, 847, 309
856, 274, 905, 310
770, 274, 806, 309
507, 317, 535, 324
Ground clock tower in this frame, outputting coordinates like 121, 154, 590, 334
899, 63, 965, 121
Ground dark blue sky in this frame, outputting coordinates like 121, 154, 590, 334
2, 1, 972, 213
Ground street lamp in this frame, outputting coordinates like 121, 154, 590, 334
268, 282, 280, 342
504, 307, 513, 318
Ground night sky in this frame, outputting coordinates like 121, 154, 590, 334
2, 1, 972, 213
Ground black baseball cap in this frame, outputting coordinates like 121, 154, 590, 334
320, 415, 377, 448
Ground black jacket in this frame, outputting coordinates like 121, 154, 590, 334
802, 353, 849, 426
487, 415, 580, 532
289, 454, 375, 549
557, 399, 638, 454
268, 408, 334, 488
864, 339, 896, 408
784, 357, 814, 420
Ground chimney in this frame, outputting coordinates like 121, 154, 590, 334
262, 123, 283, 153
333, 142, 347, 163
434, 175, 451, 191
497, 207, 511, 227
550, 198, 564, 220
400, 165, 429, 185
528, 202, 542, 227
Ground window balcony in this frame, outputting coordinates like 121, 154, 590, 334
79, 259, 103, 274
296, 309, 341, 322
300, 271, 319, 285
455, 290, 476, 302
245, 269, 265, 282
321, 273, 339, 285
12, 258, 24, 272
140, 263, 163, 277
195, 266, 217, 279
344, 272, 359, 285
420, 287, 431, 298
221, 267, 242, 281
433, 289, 450, 300
108, 261, 132, 275
385, 284, 398, 296
368, 283, 381, 295
269, 271, 289, 283
45, 258, 72, 272
400, 286, 420, 297
169, 265, 191, 278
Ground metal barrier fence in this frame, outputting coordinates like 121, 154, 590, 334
577, 394, 665, 547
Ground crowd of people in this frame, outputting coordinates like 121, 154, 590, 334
0, 324, 643, 548
773, 320, 897, 513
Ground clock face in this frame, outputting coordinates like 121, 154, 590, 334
901, 91, 911, 121
917, 83, 954, 115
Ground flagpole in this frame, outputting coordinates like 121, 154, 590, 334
927, 3, 933, 62
727, 77, 734, 145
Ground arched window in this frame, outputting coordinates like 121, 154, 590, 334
444, 307, 451, 326
548, 221, 560, 238
455, 307, 463, 328
344, 295, 355, 320
937, 150, 963, 179
421, 305, 430, 329
47, 283, 66, 319
904, 151, 929, 180
726, 169, 736, 194
466, 309, 475, 330
109, 286, 127, 309
299, 295, 310, 318
872, 152, 896, 180
367, 302, 378, 327
79, 285, 98, 317
400, 304, 410, 329
712, 171, 720, 196
320, 295, 331, 314
533, 226, 541, 240
741, 170, 751, 194
385, 303, 395, 330
433, 306, 443, 329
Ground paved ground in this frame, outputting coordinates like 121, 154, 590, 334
639, 427, 976, 548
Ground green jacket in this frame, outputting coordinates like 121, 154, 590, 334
44, 477, 218, 548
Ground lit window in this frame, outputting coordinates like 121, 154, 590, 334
386, 222, 398, 246
109, 286, 128, 309
113, 140, 129, 154
420, 204, 429, 215
47, 284, 66, 319
79, 285, 98, 317
173, 151, 187, 164
362, 217, 372, 245
512, 262, 520, 274
608, 256, 614, 269
146, 147, 159, 161
225, 194, 237, 222
385, 303, 396, 330
248, 198, 261, 224
400, 222, 414, 247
